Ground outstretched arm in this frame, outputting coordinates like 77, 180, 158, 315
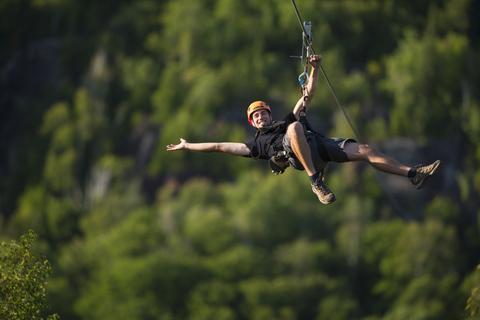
293, 54, 322, 118
167, 138, 250, 156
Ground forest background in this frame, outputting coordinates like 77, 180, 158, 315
1, 0, 480, 319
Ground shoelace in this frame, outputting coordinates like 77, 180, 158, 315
313, 181, 329, 195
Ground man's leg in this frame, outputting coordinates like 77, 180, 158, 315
344, 142, 442, 189
344, 142, 411, 177
286, 122, 335, 204
286, 122, 316, 175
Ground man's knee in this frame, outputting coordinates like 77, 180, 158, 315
358, 144, 381, 158
345, 143, 373, 161
358, 144, 371, 153
287, 122, 304, 140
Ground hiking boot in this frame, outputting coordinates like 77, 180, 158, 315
311, 178, 336, 204
409, 160, 443, 190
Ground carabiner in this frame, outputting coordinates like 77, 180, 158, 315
298, 71, 309, 86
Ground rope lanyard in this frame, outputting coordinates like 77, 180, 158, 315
290, 0, 361, 143
299, 46, 310, 114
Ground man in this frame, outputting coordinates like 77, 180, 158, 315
167, 55, 442, 204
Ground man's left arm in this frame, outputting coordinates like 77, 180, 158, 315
293, 54, 322, 118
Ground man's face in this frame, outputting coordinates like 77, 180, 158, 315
252, 109, 271, 129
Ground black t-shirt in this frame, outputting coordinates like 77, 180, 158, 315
244, 112, 297, 159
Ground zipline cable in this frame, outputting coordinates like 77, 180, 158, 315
290, 0, 361, 143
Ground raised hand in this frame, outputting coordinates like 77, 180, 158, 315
309, 54, 322, 69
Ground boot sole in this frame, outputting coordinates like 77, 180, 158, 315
320, 195, 336, 204
415, 160, 443, 190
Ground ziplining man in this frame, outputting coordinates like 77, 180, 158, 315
167, 54, 442, 204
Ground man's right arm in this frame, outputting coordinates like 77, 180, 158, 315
292, 54, 322, 118
167, 138, 250, 156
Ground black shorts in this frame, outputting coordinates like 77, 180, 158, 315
283, 131, 355, 171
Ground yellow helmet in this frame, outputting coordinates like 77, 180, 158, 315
247, 101, 271, 126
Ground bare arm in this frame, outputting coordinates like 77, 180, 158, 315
167, 138, 250, 156
293, 54, 322, 118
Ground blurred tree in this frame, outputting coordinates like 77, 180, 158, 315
372, 220, 461, 318
316, 295, 359, 320
7, 186, 79, 248
384, 23, 468, 138
239, 274, 336, 320
465, 265, 480, 318
186, 280, 237, 320
203, 245, 268, 281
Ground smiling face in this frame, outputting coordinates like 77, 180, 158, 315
251, 109, 272, 129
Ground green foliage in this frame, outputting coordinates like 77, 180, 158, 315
0, 231, 58, 320
384, 28, 468, 138
186, 280, 237, 320
239, 274, 335, 320
8, 186, 79, 246
382, 275, 456, 320
466, 265, 480, 318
